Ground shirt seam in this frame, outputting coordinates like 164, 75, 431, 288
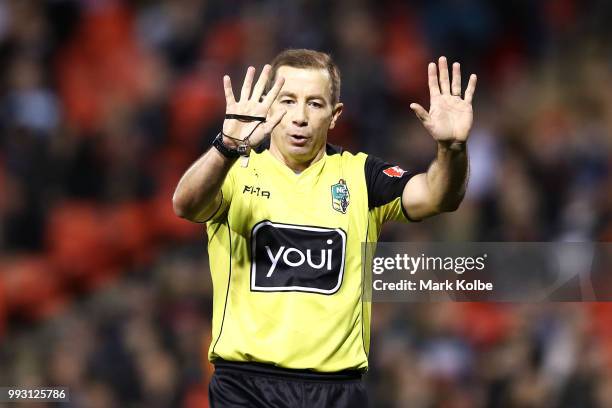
211, 217, 233, 355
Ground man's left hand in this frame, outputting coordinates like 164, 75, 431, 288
410, 56, 477, 146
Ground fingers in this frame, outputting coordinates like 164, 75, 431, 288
431, 57, 476, 102
438, 56, 450, 94
251, 64, 271, 102
409, 103, 430, 123
263, 109, 287, 135
428, 62, 440, 98
223, 75, 236, 105
464, 74, 477, 103
240, 66, 255, 102
451, 62, 461, 96
263, 76, 285, 109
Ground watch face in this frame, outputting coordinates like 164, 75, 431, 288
237, 145, 250, 156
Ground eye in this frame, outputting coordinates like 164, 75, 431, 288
281, 99, 295, 105
309, 101, 323, 108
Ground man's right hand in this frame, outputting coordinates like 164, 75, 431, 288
222, 65, 286, 148
172, 65, 285, 222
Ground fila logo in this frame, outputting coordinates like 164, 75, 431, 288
243, 185, 271, 198
250, 221, 346, 295
383, 166, 406, 177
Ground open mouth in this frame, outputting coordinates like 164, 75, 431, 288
289, 134, 309, 145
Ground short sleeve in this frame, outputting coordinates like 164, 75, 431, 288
365, 155, 417, 224
205, 164, 236, 224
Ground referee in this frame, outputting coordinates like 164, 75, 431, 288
173, 49, 476, 407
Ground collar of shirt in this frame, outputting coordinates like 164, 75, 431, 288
260, 149, 328, 186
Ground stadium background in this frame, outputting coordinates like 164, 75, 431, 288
0, 0, 610, 406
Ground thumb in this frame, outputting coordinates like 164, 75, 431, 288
410, 103, 429, 123
263, 109, 286, 135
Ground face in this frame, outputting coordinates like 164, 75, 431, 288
269, 66, 342, 166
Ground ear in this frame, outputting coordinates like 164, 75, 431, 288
329, 102, 343, 130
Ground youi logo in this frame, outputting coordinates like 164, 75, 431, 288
250, 221, 347, 295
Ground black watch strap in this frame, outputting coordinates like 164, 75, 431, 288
212, 133, 240, 159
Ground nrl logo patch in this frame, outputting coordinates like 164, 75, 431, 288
331, 179, 350, 214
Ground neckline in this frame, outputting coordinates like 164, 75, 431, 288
262, 149, 328, 180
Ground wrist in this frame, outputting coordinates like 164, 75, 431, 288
222, 134, 240, 149
212, 133, 240, 159
437, 140, 466, 153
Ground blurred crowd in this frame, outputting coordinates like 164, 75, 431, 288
0, 0, 610, 406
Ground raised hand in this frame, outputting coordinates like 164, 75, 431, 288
222, 65, 285, 148
410, 57, 477, 146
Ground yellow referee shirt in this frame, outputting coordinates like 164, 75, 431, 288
205, 143, 415, 372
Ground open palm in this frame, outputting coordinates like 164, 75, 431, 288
410, 57, 477, 144
222, 65, 285, 147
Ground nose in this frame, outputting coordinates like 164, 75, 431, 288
290, 103, 308, 127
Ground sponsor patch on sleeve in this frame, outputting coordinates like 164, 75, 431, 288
382, 166, 407, 178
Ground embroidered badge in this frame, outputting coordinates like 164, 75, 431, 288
383, 166, 406, 177
331, 179, 350, 214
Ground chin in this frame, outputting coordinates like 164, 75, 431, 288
271, 134, 324, 163
285, 144, 313, 156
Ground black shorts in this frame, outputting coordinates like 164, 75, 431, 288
209, 360, 368, 408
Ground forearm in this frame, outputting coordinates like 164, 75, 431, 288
425, 141, 468, 212
172, 147, 236, 222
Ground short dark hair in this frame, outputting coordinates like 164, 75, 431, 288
267, 49, 341, 104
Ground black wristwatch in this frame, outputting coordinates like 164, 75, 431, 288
212, 133, 240, 159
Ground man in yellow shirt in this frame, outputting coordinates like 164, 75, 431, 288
173, 49, 476, 407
